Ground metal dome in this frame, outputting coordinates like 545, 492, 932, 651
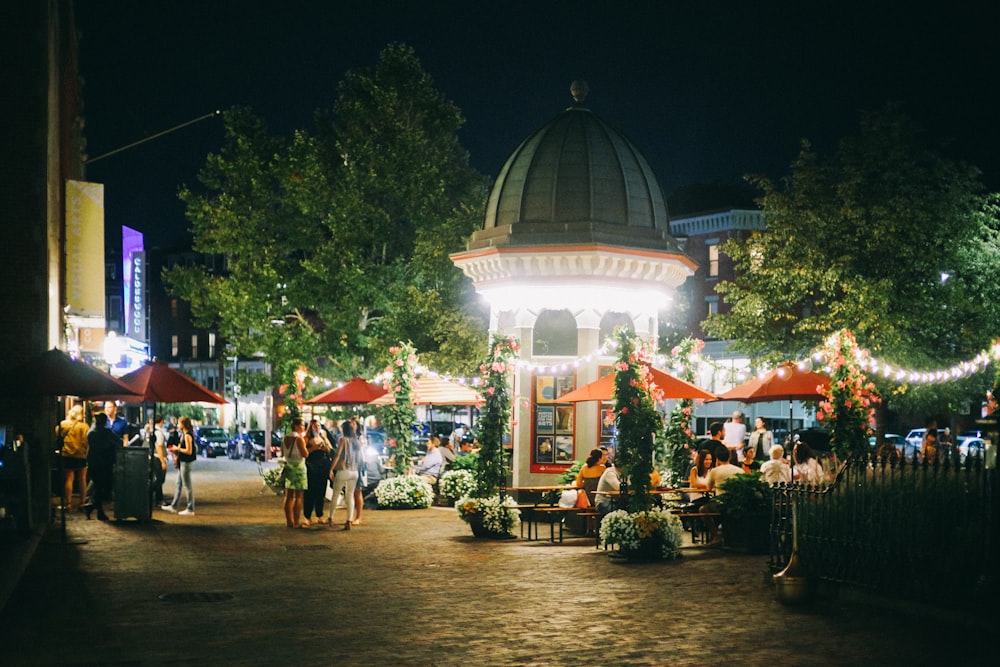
467, 98, 681, 253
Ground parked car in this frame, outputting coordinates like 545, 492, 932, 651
868, 433, 916, 460
904, 428, 927, 450
194, 426, 229, 458
957, 436, 986, 462
228, 430, 281, 460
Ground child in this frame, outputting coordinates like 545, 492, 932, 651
759, 444, 791, 485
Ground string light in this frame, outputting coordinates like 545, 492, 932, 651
304, 335, 1000, 393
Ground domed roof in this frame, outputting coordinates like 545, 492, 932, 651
467, 86, 681, 253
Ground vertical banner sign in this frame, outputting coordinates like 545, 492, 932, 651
64, 180, 106, 316
122, 226, 147, 342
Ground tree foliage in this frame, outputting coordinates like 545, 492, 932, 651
165, 44, 489, 392
705, 107, 1000, 413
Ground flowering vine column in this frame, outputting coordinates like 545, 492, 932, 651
817, 329, 880, 459
663, 337, 704, 484
381, 342, 418, 475
612, 328, 664, 513
475, 334, 518, 498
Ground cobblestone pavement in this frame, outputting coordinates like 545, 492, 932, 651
0, 458, 991, 665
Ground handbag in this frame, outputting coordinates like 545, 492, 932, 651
575, 488, 591, 509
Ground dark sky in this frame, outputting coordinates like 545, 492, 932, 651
77, 1, 1000, 249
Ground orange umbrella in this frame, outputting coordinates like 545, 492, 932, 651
715, 363, 829, 403
714, 363, 830, 449
557, 365, 716, 402
306, 377, 388, 405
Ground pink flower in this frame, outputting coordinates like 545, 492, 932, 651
620, 407, 629, 415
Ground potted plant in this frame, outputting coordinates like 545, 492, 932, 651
456, 494, 521, 537
716, 472, 773, 553
439, 469, 475, 504
456, 334, 520, 538
373, 475, 434, 509
599, 508, 685, 561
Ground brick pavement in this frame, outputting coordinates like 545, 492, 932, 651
0, 459, 992, 666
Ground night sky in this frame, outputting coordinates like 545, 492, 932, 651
77, 1, 1000, 249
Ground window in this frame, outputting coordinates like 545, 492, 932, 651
170, 298, 179, 319
599, 312, 633, 345
706, 297, 719, 317
708, 244, 719, 277
171, 335, 178, 358
208, 332, 216, 359
532, 309, 578, 356
191, 334, 199, 360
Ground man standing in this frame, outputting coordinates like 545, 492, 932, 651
723, 410, 746, 463
105, 402, 129, 445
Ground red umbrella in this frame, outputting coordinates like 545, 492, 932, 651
110, 361, 227, 404
305, 377, 388, 405
557, 365, 717, 402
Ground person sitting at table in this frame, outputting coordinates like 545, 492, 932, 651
416, 436, 444, 485
701, 446, 745, 546
689, 448, 714, 491
574, 448, 606, 504
760, 444, 791, 485
594, 461, 621, 513
740, 444, 760, 473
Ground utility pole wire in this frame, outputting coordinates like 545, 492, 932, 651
84, 110, 221, 165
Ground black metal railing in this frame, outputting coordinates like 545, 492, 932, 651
769, 452, 995, 607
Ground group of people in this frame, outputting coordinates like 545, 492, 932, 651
280, 415, 371, 531
56, 402, 193, 520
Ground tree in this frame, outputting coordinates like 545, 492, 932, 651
166, 45, 489, 395
705, 107, 1000, 414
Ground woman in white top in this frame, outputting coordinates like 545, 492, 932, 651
792, 441, 825, 486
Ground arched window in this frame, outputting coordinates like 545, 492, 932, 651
599, 312, 633, 345
532, 309, 578, 356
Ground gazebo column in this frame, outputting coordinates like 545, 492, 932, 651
573, 309, 603, 456
510, 308, 538, 488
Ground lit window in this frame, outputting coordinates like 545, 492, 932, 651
171, 298, 179, 319
171, 335, 178, 357
707, 299, 719, 317
208, 332, 216, 358
191, 334, 199, 360
708, 245, 719, 277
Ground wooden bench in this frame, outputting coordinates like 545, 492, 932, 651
671, 511, 721, 545
575, 509, 605, 547
528, 506, 581, 542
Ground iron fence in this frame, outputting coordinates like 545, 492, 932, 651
769, 453, 996, 607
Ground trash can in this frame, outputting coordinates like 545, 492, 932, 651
114, 446, 152, 522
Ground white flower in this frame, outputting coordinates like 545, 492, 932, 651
439, 470, 476, 502
599, 508, 684, 559
456, 494, 521, 534
373, 476, 434, 509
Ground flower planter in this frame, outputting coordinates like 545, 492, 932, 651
468, 514, 515, 539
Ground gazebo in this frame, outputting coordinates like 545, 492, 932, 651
451, 82, 696, 486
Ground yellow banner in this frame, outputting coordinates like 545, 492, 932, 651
64, 180, 105, 317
